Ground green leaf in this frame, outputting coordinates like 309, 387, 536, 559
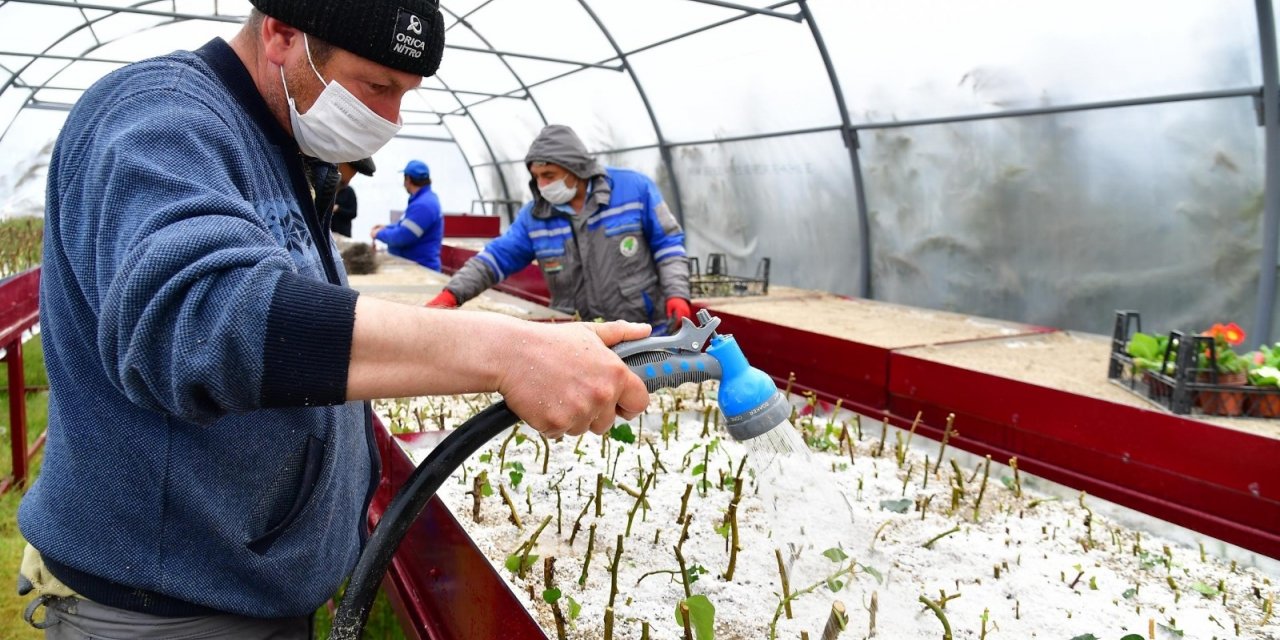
515, 433, 528, 446
1190, 582, 1220, 597
478, 452, 491, 463
1158, 623, 1185, 637
1121, 588, 1137, 600
505, 461, 525, 472
686, 564, 708, 585
999, 476, 1015, 490
1126, 332, 1162, 360
674, 594, 716, 640
609, 423, 636, 444
692, 463, 706, 477
509, 470, 524, 488
714, 522, 731, 539
826, 576, 845, 592
822, 547, 849, 563
567, 596, 582, 621
860, 564, 884, 584
1068, 635, 1098, 640
1120, 635, 1145, 640
542, 588, 561, 604
504, 553, 539, 574
879, 498, 912, 513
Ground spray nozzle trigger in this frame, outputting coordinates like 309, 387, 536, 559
612, 309, 721, 359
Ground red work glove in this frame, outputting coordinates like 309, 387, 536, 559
666, 297, 693, 325
426, 289, 458, 308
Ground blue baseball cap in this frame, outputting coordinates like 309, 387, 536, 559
402, 160, 430, 181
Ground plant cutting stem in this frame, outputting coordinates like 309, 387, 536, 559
677, 484, 693, 524
540, 434, 550, 474
498, 425, 519, 471
1009, 457, 1022, 498
678, 603, 694, 640
722, 456, 748, 581
821, 600, 847, 640
875, 419, 888, 458
775, 548, 793, 619
578, 524, 596, 586
1079, 492, 1094, 549
972, 455, 991, 522
923, 525, 961, 550
625, 472, 654, 538
769, 562, 857, 640
516, 516, 552, 579
898, 410, 922, 467
674, 543, 693, 599
918, 595, 953, 640
470, 471, 486, 523
870, 519, 896, 552
595, 474, 604, 517
867, 591, 878, 637
499, 484, 522, 529
607, 534, 623, 608
932, 413, 956, 475
569, 493, 593, 547
544, 557, 568, 640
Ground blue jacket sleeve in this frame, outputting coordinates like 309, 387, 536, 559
476, 206, 537, 281
640, 178, 687, 264
443, 204, 537, 302
61, 89, 355, 424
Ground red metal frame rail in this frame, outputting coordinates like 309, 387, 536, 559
370, 420, 544, 640
0, 267, 43, 494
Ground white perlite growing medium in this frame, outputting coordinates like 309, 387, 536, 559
376, 384, 1279, 640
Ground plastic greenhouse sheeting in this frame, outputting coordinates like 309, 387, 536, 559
1, 0, 1277, 340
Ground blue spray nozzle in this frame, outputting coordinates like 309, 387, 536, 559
705, 333, 790, 441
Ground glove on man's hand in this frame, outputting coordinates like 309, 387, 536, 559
666, 297, 693, 324
426, 289, 459, 308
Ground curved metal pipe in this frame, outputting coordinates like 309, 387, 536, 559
796, 0, 872, 298
1253, 0, 1280, 345
575, 0, 688, 227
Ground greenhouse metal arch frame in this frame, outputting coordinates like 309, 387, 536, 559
1, 0, 1278, 341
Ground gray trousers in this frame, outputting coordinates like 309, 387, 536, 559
28, 595, 312, 640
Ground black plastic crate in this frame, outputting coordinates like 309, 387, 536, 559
1106, 310, 1280, 418
688, 254, 770, 298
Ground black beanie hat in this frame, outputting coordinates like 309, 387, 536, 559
249, 0, 445, 77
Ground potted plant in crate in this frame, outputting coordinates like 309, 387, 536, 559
1197, 323, 1250, 416
1246, 345, 1280, 417
1125, 331, 1176, 399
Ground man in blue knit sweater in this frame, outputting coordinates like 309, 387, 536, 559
18, 1, 651, 637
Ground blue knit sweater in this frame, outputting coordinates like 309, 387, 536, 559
18, 39, 379, 619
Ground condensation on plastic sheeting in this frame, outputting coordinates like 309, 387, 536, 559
862, 97, 1265, 336
675, 131, 861, 299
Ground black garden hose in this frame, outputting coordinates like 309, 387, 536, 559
329, 400, 519, 640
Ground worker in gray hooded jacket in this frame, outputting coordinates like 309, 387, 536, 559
429, 124, 693, 331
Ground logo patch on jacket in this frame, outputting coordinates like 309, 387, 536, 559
540, 258, 563, 273
619, 236, 638, 258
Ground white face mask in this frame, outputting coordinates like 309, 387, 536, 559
539, 177, 577, 205
281, 34, 401, 163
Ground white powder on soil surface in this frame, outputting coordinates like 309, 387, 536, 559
379, 385, 1279, 640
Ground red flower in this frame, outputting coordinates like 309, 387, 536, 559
1203, 322, 1246, 347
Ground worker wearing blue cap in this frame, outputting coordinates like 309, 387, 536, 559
372, 159, 443, 270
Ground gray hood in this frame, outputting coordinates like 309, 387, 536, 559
525, 125, 606, 191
